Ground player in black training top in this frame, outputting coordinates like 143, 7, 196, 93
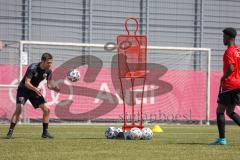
6, 53, 60, 139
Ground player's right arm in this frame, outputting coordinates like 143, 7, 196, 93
25, 78, 42, 96
221, 50, 235, 83
24, 65, 42, 96
221, 64, 234, 82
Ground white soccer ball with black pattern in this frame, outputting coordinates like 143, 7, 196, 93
67, 69, 80, 82
129, 127, 142, 140
141, 128, 153, 140
105, 127, 118, 139
116, 128, 123, 134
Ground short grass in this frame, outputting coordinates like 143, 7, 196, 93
0, 124, 239, 160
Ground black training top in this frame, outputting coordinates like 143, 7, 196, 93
18, 62, 52, 89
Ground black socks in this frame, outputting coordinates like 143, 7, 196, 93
217, 113, 225, 138
43, 123, 49, 133
9, 122, 16, 130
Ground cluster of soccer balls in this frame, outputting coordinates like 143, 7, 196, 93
67, 69, 81, 82
105, 127, 153, 140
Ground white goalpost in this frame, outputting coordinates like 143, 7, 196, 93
0, 40, 211, 125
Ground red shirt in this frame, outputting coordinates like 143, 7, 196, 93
223, 45, 240, 89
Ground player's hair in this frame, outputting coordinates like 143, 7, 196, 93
223, 27, 237, 38
41, 52, 53, 61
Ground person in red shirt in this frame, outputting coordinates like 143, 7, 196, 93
211, 27, 240, 145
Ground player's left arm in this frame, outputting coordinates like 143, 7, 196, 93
47, 71, 60, 92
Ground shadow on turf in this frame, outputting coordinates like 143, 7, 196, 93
68, 137, 106, 140
0, 137, 107, 140
173, 142, 208, 145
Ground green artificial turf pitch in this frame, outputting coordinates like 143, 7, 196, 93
0, 125, 239, 160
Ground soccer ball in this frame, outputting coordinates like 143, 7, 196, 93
67, 69, 80, 82
115, 128, 124, 139
116, 128, 123, 134
105, 127, 118, 139
129, 127, 142, 140
141, 128, 153, 140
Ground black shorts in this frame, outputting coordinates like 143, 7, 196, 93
16, 87, 46, 108
217, 89, 240, 106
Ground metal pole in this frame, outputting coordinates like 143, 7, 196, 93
19, 41, 24, 124
193, 0, 198, 70
28, 0, 32, 41
27, 0, 32, 72
200, 0, 208, 125
87, 0, 92, 123
89, 0, 92, 55
139, 0, 143, 35
21, 0, 26, 41
194, 0, 198, 48
19, 41, 23, 83
200, 0, 204, 47
20, 40, 211, 51
146, 0, 149, 36
206, 49, 211, 125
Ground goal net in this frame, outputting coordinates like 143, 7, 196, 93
0, 41, 211, 124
